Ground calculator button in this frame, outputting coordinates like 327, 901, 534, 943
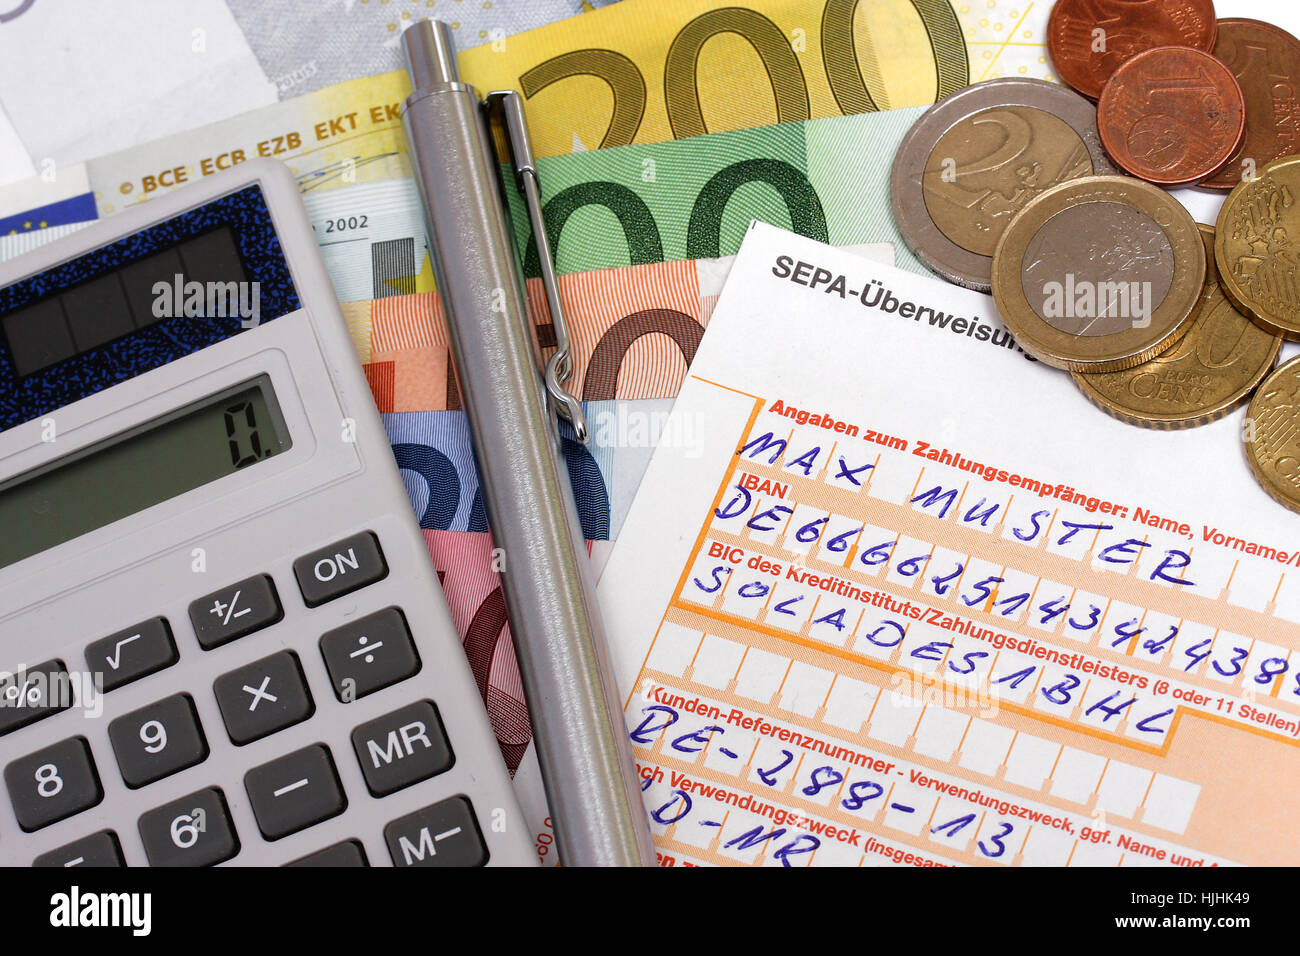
108, 693, 208, 788
244, 744, 347, 840
213, 650, 313, 745
189, 574, 282, 649
319, 608, 420, 702
33, 830, 125, 868
4, 737, 102, 832
293, 531, 388, 607
384, 796, 488, 867
351, 701, 454, 797
0, 659, 73, 736
139, 787, 239, 867
285, 839, 369, 867
85, 618, 178, 692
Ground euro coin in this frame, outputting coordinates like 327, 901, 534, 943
1245, 356, 1300, 513
1214, 154, 1300, 339
890, 78, 1115, 293
1201, 19, 1300, 191
1048, 0, 1217, 100
991, 175, 1205, 372
1072, 225, 1280, 427
1096, 46, 1245, 186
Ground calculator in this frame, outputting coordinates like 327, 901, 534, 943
0, 159, 536, 867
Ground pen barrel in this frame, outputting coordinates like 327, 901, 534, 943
401, 85, 655, 866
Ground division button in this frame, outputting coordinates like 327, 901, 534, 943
319, 608, 419, 702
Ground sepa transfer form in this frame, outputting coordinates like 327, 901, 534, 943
598, 222, 1300, 868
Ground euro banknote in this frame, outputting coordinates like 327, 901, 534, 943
509, 103, 927, 278
458, 0, 1051, 158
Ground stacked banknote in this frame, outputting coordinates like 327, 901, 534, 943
0, 0, 1062, 836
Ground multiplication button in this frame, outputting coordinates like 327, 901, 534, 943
86, 618, 177, 692
319, 608, 419, 702
188, 575, 281, 649
213, 651, 313, 745
293, 531, 387, 607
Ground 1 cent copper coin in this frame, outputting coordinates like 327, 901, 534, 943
1201, 18, 1300, 190
1097, 46, 1245, 186
1048, 0, 1218, 100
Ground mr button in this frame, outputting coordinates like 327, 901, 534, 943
294, 531, 387, 607
351, 701, 454, 796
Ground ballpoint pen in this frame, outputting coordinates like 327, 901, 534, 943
399, 18, 656, 867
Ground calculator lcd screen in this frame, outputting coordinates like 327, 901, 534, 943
0, 376, 289, 569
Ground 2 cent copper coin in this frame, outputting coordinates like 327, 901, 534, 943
1048, 0, 1218, 100
1097, 46, 1245, 186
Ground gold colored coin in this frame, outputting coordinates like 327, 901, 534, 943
1245, 356, 1300, 513
1072, 226, 1282, 427
1215, 154, 1300, 340
991, 175, 1205, 371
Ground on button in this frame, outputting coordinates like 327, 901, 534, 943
293, 531, 388, 607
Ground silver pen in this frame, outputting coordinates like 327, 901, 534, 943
399, 19, 655, 867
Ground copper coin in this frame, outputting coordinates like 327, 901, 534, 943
1200, 18, 1300, 190
1048, 0, 1218, 100
1097, 46, 1245, 186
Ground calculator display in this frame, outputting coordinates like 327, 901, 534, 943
0, 376, 289, 568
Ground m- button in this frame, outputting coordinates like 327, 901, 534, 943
293, 532, 388, 607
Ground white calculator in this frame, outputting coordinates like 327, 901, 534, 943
0, 159, 536, 867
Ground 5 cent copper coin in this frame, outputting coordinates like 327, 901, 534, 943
1097, 46, 1245, 186
1201, 18, 1300, 190
1048, 0, 1218, 100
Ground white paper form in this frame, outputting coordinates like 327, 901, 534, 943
599, 222, 1300, 868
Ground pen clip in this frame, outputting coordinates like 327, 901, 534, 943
484, 89, 590, 446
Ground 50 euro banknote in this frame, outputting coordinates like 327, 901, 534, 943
507, 104, 929, 279
459, 0, 1051, 158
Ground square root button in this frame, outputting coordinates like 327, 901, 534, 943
294, 532, 387, 607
